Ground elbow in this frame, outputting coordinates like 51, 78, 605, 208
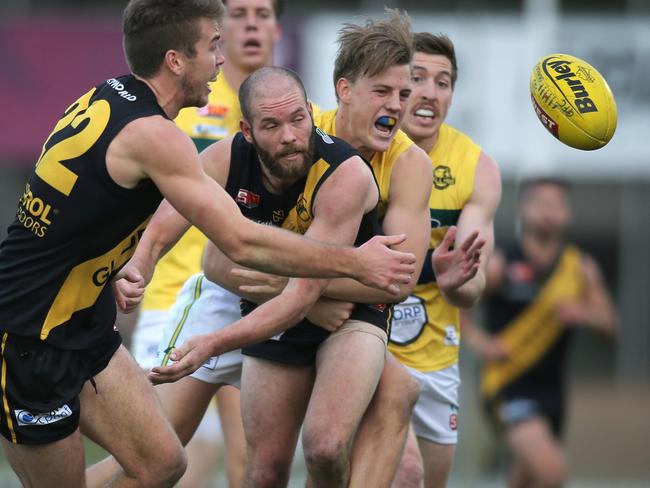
220, 224, 256, 267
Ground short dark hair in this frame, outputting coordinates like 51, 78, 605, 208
518, 177, 572, 202
239, 66, 308, 122
123, 0, 225, 78
333, 9, 413, 99
222, 0, 285, 18
413, 32, 458, 88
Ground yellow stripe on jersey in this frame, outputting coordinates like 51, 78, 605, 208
142, 75, 241, 312
1, 333, 17, 443
281, 158, 332, 234
161, 274, 204, 367
481, 246, 584, 398
389, 124, 481, 372
313, 109, 413, 219
40, 218, 151, 340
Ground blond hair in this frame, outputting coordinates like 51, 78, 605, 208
333, 8, 413, 99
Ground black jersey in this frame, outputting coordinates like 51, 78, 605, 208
481, 244, 584, 398
0, 75, 165, 349
226, 128, 390, 339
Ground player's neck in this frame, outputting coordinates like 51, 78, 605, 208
413, 131, 440, 155
334, 109, 375, 161
135, 74, 184, 120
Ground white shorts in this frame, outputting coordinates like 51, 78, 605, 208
154, 273, 243, 388
407, 363, 460, 445
131, 309, 171, 369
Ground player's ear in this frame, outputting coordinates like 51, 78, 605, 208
164, 49, 184, 76
273, 24, 282, 44
240, 119, 254, 143
336, 77, 352, 105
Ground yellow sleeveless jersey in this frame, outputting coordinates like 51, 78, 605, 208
388, 124, 481, 372
141, 75, 241, 312
314, 109, 413, 219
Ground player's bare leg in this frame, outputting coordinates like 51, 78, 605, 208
349, 354, 420, 487
506, 417, 568, 488
417, 439, 455, 488
392, 426, 424, 488
1, 429, 86, 487
241, 356, 314, 488
217, 385, 247, 488
303, 323, 386, 487
83, 346, 186, 487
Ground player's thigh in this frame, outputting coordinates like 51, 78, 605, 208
79, 345, 183, 473
305, 321, 386, 439
506, 416, 566, 479
417, 438, 455, 488
240, 355, 313, 459
1, 430, 85, 487
155, 376, 220, 445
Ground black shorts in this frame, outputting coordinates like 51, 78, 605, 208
485, 386, 565, 437
241, 302, 391, 366
0, 329, 121, 445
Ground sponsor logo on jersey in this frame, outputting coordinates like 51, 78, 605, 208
193, 124, 228, 139
272, 209, 285, 224
237, 189, 261, 209
389, 295, 428, 346
17, 183, 55, 238
106, 78, 137, 101
433, 165, 455, 190
316, 127, 334, 144
197, 104, 229, 119
15, 405, 73, 426
508, 261, 536, 283
443, 325, 459, 346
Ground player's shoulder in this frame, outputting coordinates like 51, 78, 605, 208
313, 127, 360, 166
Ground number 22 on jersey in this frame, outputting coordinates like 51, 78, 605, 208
35, 88, 111, 196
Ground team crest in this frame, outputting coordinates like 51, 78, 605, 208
433, 165, 455, 190
296, 196, 311, 222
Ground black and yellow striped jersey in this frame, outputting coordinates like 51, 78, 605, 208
0, 75, 165, 349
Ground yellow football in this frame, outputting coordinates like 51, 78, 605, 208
530, 53, 617, 150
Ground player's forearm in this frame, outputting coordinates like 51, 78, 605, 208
227, 221, 359, 279
207, 280, 323, 356
440, 272, 486, 309
324, 277, 410, 304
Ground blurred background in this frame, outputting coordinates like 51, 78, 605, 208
0, 0, 648, 486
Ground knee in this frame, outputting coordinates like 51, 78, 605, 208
134, 443, 187, 487
303, 433, 348, 474
246, 462, 291, 488
397, 447, 425, 488
529, 455, 568, 488
537, 458, 568, 488
378, 368, 420, 418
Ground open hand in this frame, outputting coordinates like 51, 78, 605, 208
356, 234, 416, 295
433, 227, 485, 293
148, 334, 214, 384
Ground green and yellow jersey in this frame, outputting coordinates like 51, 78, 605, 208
388, 124, 481, 372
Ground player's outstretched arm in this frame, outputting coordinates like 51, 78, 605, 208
321, 145, 433, 304
122, 117, 415, 293
434, 151, 501, 308
149, 156, 379, 383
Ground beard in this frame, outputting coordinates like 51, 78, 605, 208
181, 73, 209, 108
252, 128, 316, 182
